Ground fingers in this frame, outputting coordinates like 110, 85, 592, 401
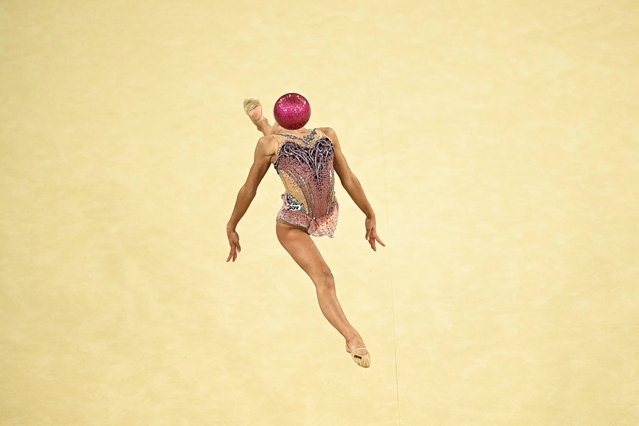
226, 231, 241, 262
366, 236, 376, 251
366, 231, 376, 251
226, 243, 239, 262
367, 230, 386, 251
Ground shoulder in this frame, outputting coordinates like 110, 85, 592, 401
319, 127, 340, 147
256, 134, 277, 156
319, 126, 336, 138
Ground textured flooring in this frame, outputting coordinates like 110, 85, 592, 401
1, 1, 638, 425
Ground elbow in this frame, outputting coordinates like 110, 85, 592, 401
339, 175, 352, 189
340, 174, 357, 191
239, 184, 257, 199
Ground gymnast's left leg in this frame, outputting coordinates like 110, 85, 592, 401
276, 221, 371, 367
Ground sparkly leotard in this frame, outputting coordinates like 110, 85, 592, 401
273, 128, 339, 237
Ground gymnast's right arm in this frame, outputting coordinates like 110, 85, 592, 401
226, 137, 272, 262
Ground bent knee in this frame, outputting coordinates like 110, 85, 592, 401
314, 268, 335, 290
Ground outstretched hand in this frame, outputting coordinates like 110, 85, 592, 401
226, 228, 241, 262
365, 216, 386, 252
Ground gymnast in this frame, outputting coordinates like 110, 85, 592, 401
226, 93, 385, 368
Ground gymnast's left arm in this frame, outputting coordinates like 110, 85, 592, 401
324, 127, 386, 251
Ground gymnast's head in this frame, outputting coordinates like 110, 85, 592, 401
273, 92, 311, 130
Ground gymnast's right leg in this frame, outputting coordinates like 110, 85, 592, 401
243, 98, 276, 135
275, 221, 369, 356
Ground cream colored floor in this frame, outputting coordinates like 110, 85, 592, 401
1, 1, 638, 425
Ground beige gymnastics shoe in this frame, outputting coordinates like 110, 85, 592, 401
243, 98, 266, 124
346, 343, 371, 368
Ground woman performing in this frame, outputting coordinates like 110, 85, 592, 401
226, 92, 385, 368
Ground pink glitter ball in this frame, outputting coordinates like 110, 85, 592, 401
273, 92, 311, 130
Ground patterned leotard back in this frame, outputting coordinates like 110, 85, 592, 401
273, 128, 339, 237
